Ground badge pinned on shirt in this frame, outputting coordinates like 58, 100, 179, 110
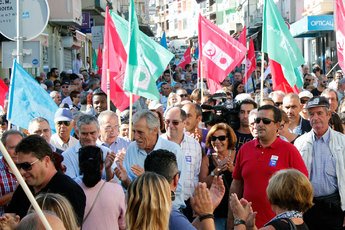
185, 156, 192, 164
269, 155, 278, 167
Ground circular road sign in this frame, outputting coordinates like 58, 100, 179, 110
0, 0, 50, 41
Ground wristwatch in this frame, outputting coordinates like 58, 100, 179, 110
234, 218, 246, 226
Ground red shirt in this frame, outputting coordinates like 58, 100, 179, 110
233, 138, 308, 228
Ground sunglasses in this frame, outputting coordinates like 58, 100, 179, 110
305, 79, 312, 82
61, 85, 69, 88
274, 102, 283, 107
300, 99, 309, 104
178, 94, 188, 98
16, 159, 40, 171
254, 117, 275, 125
57, 121, 71, 126
164, 120, 181, 126
211, 135, 227, 141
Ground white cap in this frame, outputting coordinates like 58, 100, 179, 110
298, 90, 313, 99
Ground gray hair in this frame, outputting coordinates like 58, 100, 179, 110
132, 109, 160, 130
77, 114, 99, 131
269, 90, 286, 99
321, 88, 339, 102
98, 110, 118, 126
28, 117, 50, 134
1, 130, 24, 145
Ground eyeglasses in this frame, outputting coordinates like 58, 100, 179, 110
211, 135, 227, 141
274, 102, 283, 107
16, 159, 40, 171
61, 86, 69, 88
305, 79, 312, 82
178, 94, 188, 98
57, 121, 71, 126
254, 117, 275, 125
104, 125, 119, 132
164, 120, 182, 126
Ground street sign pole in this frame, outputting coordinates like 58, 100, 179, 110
16, 0, 23, 64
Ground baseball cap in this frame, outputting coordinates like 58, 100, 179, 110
298, 90, 313, 99
305, 96, 330, 109
54, 108, 73, 123
148, 100, 163, 110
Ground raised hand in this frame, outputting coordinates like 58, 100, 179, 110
209, 175, 225, 210
190, 182, 213, 216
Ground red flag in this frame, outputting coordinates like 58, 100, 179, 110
270, 59, 298, 93
238, 26, 246, 46
0, 78, 8, 108
198, 14, 246, 83
97, 44, 103, 75
243, 39, 256, 84
336, 0, 345, 72
101, 7, 138, 111
237, 26, 247, 67
177, 47, 192, 69
198, 59, 222, 94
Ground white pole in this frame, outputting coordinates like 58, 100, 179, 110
0, 142, 52, 230
107, 68, 110, 111
16, 0, 23, 64
260, 52, 265, 104
129, 93, 133, 141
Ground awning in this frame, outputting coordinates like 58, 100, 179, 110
290, 15, 334, 38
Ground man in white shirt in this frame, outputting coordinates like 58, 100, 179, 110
50, 108, 78, 151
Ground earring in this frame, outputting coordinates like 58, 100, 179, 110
171, 190, 176, 201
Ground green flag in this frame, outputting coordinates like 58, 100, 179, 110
262, 0, 304, 88
111, 6, 174, 101
92, 48, 98, 72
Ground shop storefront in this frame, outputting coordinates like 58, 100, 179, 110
290, 14, 336, 74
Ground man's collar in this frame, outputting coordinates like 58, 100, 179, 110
255, 136, 280, 148
312, 127, 331, 142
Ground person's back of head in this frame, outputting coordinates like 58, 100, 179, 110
144, 149, 178, 183
16, 212, 66, 230
126, 172, 171, 230
30, 193, 79, 230
79, 145, 103, 187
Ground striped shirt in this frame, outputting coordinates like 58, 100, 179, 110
0, 157, 17, 215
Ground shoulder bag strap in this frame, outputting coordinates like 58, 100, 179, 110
82, 181, 106, 224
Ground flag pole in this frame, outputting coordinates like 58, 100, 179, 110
107, 68, 110, 111
260, 53, 265, 104
325, 62, 339, 77
200, 60, 204, 103
0, 142, 52, 230
129, 93, 133, 141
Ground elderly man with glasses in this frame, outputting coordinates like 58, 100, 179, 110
50, 108, 78, 151
161, 106, 202, 221
227, 105, 308, 229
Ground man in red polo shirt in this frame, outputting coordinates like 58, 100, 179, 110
227, 105, 308, 228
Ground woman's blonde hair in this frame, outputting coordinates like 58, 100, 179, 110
126, 172, 171, 230
267, 169, 313, 213
29, 193, 79, 230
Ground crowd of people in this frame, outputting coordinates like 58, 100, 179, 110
0, 58, 345, 230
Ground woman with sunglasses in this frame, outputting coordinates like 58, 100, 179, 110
200, 123, 237, 230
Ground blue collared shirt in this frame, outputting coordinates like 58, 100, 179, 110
124, 136, 187, 210
97, 137, 131, 154
62, 142, 111, 180
311, 128, 338, 197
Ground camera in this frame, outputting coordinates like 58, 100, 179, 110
201, 92, 240, 129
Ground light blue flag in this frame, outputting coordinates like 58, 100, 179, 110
110, 10, 174, 101
7, 60, 58, 132
160, 31, 167, 49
